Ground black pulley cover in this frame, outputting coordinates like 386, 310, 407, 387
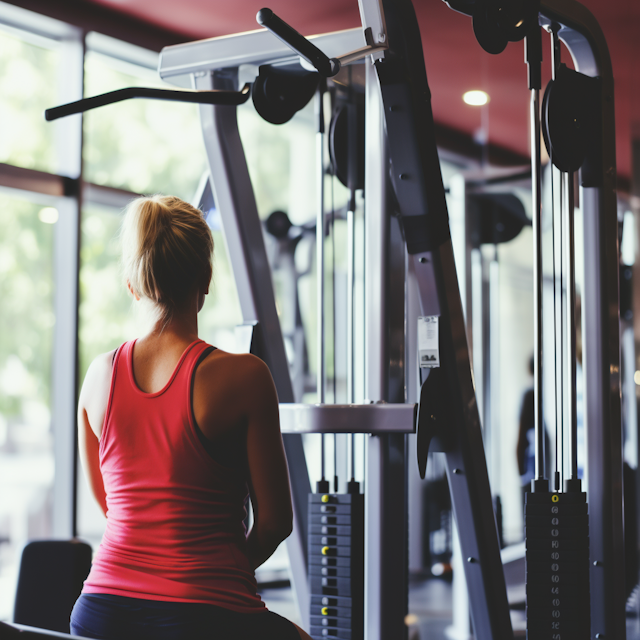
252, 65, 319, 125
468, 192, 529, 246
495, 0, 531, 42
329, 103, 365, 190
472, 3, 508, 54
265, 209, 293, 239
471, 0, 535, 53
542, 64, 600, 173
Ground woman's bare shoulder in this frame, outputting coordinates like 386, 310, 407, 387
198, 349, 272, 384
194, 350, 277, 417
193, 350, 276, 438
79, 348, 118, 437
81, 349, 118, 392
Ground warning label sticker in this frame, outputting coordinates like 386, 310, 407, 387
418, 316, 440, 368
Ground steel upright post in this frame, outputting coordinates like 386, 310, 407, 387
531, 88, 545, 485
316, 89, 326, 408
527, 20, 548, 491
563, 171, 579, 481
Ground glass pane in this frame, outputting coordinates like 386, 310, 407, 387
198, 209, 243, 349
76, 202, 127, 547
78, 205, 137, 380
0, 28, 60, 173
238, 100, 320, 403
238, 100, 319, 223
0, 193, 56, 620
83, 51, 207, 201
76, 204, 242, 544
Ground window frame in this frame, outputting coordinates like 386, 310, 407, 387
0, 3, 160, 541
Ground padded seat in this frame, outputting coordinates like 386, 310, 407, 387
13, 539, 92, 634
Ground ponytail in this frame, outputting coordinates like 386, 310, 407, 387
121, 195, 214, 324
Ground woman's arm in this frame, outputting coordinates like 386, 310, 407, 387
241, 356, 293, 570
77, 350, 115, 517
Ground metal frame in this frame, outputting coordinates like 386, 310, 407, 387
192, 66, 313, 626
51, 32, 85, 539
362, 59, 410, 640
157, 1, 625, 638
158, 6, 510, 639
369, 0, 513, 635
159, 28, 365, 81
279, 404, 415, 434
537, 1, 624, 636
0, 0, 621, 636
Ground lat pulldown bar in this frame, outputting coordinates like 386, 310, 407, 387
44, 85, 251, 122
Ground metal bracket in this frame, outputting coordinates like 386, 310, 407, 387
416, 368, 455, 479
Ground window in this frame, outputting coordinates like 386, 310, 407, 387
0, 27, 60, 173
0, 193, 57, 620
83, 42, 207, 200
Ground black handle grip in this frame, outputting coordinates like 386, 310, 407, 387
45, 84, 251, 121
256, 8, 339, 77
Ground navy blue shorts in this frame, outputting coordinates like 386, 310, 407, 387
70, 594, 300, 640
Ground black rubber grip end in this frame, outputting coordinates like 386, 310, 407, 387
256, 8, 273, 26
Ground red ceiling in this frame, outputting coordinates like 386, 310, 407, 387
87, 0, 639, 183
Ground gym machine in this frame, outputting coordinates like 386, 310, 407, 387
40, 0, 624, 638
445, 0, 624, 636
156, 1, 516, 637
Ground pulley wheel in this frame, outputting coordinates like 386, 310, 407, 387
252, 65, 319, 125
472, 3, 508, 54
328, 103, 365, 190
495, 0, 531, 42
265, 210, 292, 239
541, 64, 596, 173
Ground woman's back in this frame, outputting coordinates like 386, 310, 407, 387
84, 339, 263, 611
74, 194, 309, 640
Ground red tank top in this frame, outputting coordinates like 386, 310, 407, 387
83, 339, 265, 612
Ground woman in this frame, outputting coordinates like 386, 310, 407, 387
72, 195, 311, 640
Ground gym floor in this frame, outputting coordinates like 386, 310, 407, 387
260, 578, 640, 640
259, 578, 454, 640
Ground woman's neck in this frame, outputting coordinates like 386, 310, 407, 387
146, 299, 200, 344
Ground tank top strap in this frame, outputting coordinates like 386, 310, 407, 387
173, 340, 217, 463
173, 340, 215, 380
118, 340, 134, 369
100, 340, 134, 449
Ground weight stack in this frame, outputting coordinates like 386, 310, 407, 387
525, 491, 591, 640
308, 492, 364, 640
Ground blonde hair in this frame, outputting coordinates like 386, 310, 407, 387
120, 195, 214, 325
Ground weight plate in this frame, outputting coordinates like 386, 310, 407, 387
526, 537, 589, 550
525, 525, 589, 540
525, 491, 587, 505
526, 571, 588, 586
526, 548, 589, 563
525, 514, 588, 528
525, 503, 588, 516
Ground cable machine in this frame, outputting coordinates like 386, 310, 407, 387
33, 0, 625, 639
444, 1, 624, 637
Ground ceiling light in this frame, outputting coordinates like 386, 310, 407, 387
38, 207, 59, 224
463, 90, 490, 106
